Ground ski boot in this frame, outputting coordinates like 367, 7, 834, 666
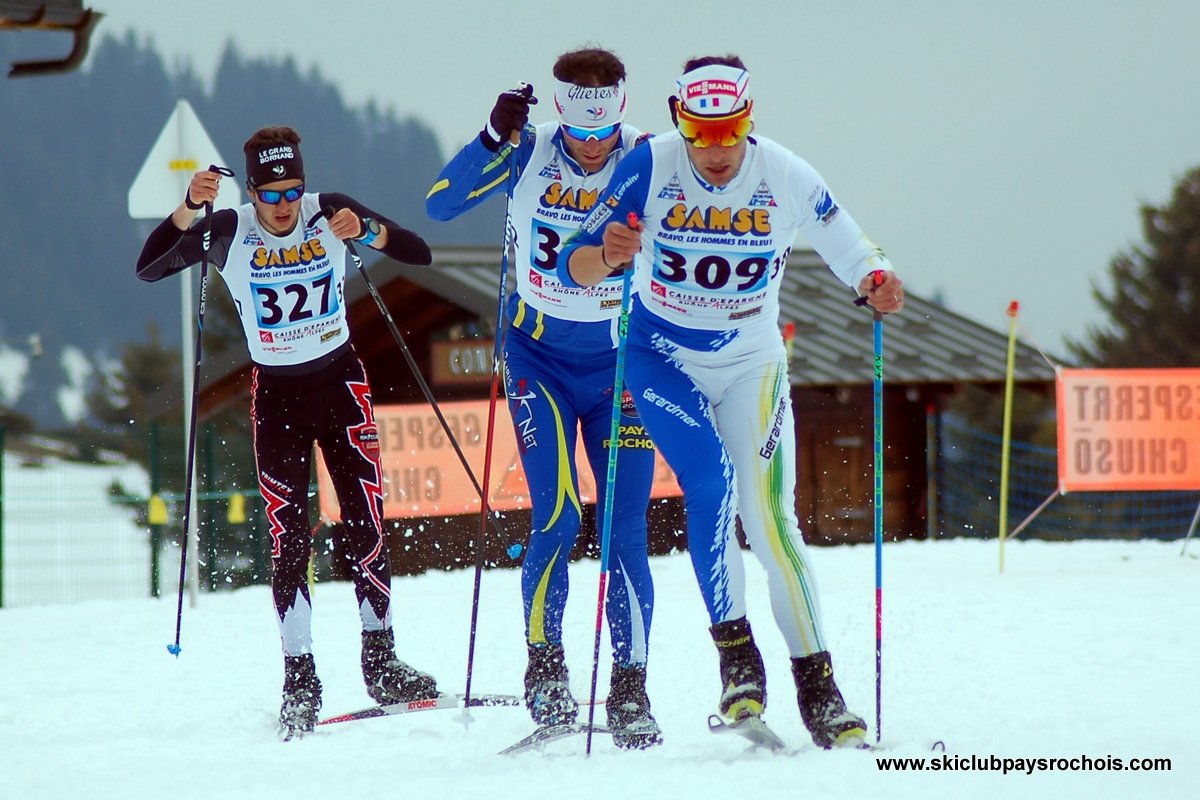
792, 651, 867, 748
361, 628, 439, 705
279, 653, 322, 740
523, 642, 579, 726
710, 617, 767, 720
605, 663, 663, 750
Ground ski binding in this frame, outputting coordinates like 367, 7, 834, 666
707, 713, 789, 752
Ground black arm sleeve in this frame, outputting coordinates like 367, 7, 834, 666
135, 210, 238, 282
319, 192, 433, 266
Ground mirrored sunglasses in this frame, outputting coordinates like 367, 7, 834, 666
675, 102, 754, 149
255, 184, 305, 205
561, 122, 620, 142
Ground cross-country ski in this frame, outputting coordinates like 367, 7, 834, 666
318, 693, 521, 726
500, 722, 612, 755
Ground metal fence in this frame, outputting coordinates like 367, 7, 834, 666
937, 413, 1200, 540
0, 420, 270, 608
2, 443, 152, 606
3, 414, 1197, 607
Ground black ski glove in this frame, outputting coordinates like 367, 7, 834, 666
481, 84, 537, 151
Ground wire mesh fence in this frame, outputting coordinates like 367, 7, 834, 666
1, 450, 152, 607
1, 452, 287, 608
937, 413, 1200, 540
3, 413, 1197, 607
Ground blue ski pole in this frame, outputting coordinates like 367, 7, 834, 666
868, 270, 885, 743
585, 212, 639, 755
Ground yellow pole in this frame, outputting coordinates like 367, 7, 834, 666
998, 301, 1020, 573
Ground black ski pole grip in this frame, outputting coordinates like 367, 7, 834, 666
306, 206, 340, 230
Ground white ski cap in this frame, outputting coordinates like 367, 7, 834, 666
553, 79, 626, 130
675, 64, 751, 117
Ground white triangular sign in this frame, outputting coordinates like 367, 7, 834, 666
127, 99, 242, 219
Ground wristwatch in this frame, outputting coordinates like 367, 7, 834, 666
355, 217, 381, 247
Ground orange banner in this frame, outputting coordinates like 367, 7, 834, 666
1056, 368, 1200, 492
317, 400, 681, 521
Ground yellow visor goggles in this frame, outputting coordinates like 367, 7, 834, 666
674, 100, 754, 149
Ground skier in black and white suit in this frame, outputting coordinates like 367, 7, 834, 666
137, 125, 438, 739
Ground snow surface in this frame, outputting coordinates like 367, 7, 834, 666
1, 536, 1195, 799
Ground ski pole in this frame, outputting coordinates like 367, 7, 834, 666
314, 208, 511, 545
585, 212, 639, 755
169, 165, 235, 658
872, 276, 884, 744
856, 269, 886, 742
464, 128, 520, 709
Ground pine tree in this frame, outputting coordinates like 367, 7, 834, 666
85, 322, 181, 470
1068, 167, 1200, 367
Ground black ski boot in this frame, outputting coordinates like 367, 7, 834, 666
361, 628, 438, 705
792, 651, 867, 748
279, 653, 322, 740
710, 617, 767, 720
605, 663, 663, 750
523, 642, 578, 726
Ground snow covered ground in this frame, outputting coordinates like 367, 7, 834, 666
0, 537, 1195, 799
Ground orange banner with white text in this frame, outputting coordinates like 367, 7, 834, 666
1056, 368, 1200, 492
317, 400, 681, 521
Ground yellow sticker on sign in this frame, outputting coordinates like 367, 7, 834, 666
169, 159, 198, 171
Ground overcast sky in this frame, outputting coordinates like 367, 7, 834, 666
97, 0, 1200, 357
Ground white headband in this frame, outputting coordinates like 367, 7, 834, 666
676, 64, 751, 117
553, 79, 626, 129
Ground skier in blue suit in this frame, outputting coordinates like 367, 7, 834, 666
426, 47, 660, 749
